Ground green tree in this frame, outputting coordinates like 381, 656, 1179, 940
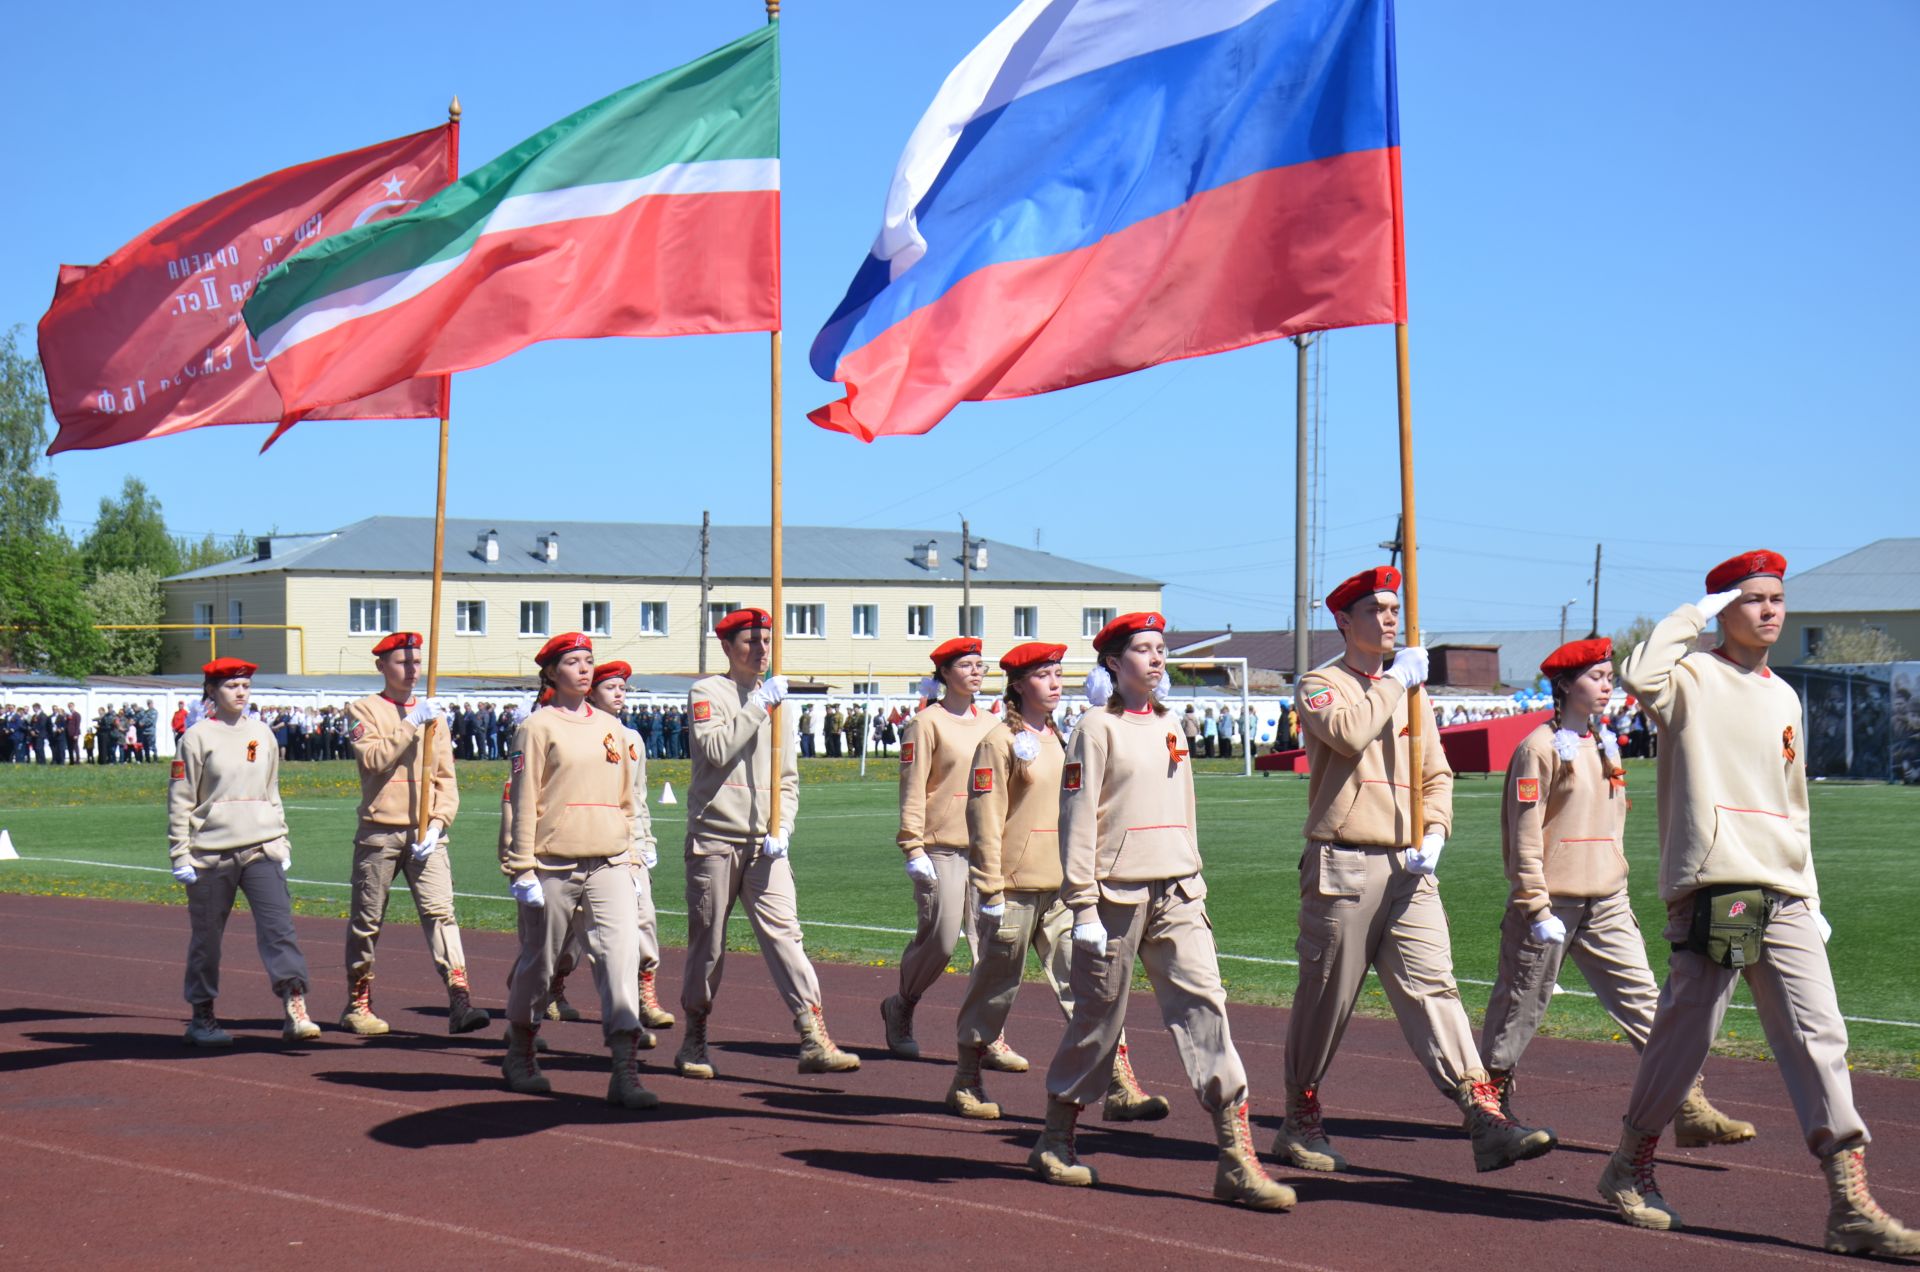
81, 475, 181, 579
0, 533, 101, 678
1804, 623, 1907, 666
0, 325, 59, 541
177, 529, 255, 572
84, 567, 165, 675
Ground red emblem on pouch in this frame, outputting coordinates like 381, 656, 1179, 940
900, 741, 915, 765
1063, 763, 1082, 792
1782, 725, 1796, 762
973, 766, 994, 793
1729, 900, 1748, 918
692, 700, 712, 722
246, 740, 258, 763
170, 759, 185, 780
1516, 777, 1540, 803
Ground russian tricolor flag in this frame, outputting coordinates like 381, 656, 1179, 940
809, 0, 1404, 441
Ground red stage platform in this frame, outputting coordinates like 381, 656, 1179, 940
1255, 708, 1551, 776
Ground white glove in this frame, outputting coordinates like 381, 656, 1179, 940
1072, 917, 1110, 955
405, 698, 444, 727
904, 854, 937, 884
511, 876, 545, 907
633, 869, 648, 899
1011, 732, 1039, 763
281, 855, 292, 874
979, 899, 1007, 918
1695, 587, 1745, 621
1387, 646, 1430, 690
1530, 913, 1568, 944
762, 832, 789, 860
639, 843, 659, 869
171, 862, 197, 884
748, 674, 789, 712
409, 822, 443, 862
1810, 901, 1832, 944
1405, 828, 1445, 875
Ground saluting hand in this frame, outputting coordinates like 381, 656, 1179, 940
1695, 587, 1745, 621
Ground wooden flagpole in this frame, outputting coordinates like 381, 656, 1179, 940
765, 0, 784, 838
416, 96, 461, 845
1396, 324, 1424, 852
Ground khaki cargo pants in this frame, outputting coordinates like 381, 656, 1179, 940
680, 836, 822, 1018
1481, 887, 1662, 1072
183, 840, 310, 1005
1285, 843, 1481, 1098
897, 846, 980, 1004
347, 825, 467, 986
504, 857, 641, 1039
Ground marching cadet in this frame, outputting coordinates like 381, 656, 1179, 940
539, 662, 676, 1041
499, 633, 658, 1111
168, 657, 321, 1046
1029, 613, 1291, 1211
1598, 554, 1919, 1255
882, 637, 1011, 1062
674, 608, 858, 1078
339, 632, 488, 1037
1480, 637, 1751, 1144
947, 640, 1168, 1124
1281, 566, 1553, 1175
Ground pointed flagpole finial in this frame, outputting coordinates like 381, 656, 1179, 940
765, 0, 780, 19
448, 96, 462, 122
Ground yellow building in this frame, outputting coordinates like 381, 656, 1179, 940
159, 517, 1161, 692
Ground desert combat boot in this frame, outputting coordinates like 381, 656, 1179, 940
1822, 1147, 1920, 1257
1456, 1069, 1554, 1172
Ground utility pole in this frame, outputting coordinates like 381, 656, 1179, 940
1293, 334, 1313, 689
1380, 514, 1404, 568
1559, 597, 1579, 646
698, 510, 711, 674
1589, 542, 1603, 638
960, 516, 972, 636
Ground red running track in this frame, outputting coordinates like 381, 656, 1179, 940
0, 893, 1914, 1269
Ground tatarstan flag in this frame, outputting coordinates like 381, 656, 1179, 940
244, 24, 779, 426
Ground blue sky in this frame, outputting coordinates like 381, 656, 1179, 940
5, 2, 1914, 635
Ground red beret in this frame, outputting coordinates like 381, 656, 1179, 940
534, 632, 593, 667
1540, 637, 1612, 679
592, 660, 632, 686
930, 636, 983, 666
202, 657, 257, 680
1092, 611, 1166, 653
1326, 565, 1402, 615
1705, 550, 1786, 595
371, 631, 423, 656
714, 607, 771, 637
1000, 641, 1068, 674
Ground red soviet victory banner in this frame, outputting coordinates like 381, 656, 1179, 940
38, 125, 454, 454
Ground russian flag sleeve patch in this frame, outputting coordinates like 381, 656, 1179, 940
1516, 777, 1540, 803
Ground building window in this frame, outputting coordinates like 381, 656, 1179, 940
851, 604, 879, 639
193, 602, 213, 640
852, 680, 879, 696
1013, 606, 1037, 639
455, 600, 486, 635
956, 605, 983, 638
1802, 626, 1824, 658
787, 603, 825, 638
520, 601, 549, 638
582, 601, 611, 636
1082, 607, 1115, 638
906, 604, 934, 639
707, 601, 742, 630
639, 601, 668, 636
349, 597, 397, 635
227, 599, 244, 639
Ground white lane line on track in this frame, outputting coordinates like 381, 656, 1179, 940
88, 1056, 1337, 1271
14, 855, 1920, 1032
0, 1131, 660, 1270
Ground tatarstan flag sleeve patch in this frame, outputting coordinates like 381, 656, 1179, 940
1305, 688, 1334, 711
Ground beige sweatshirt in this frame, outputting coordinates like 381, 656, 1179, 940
167, 715, 290, 864
686, 674, 799, 846
1298, 662, 1453, 847
347, 693, 460, 832
501, 704, 636, 876
966, 722, 1065, 902
1501, 724, 1629, 915
898, 702, 999, 856
620, 722, 657, 860
1059, 706, 1203, 922
1621, 604, 1817, 903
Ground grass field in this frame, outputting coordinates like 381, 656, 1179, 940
2, 755, 1914, 1076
